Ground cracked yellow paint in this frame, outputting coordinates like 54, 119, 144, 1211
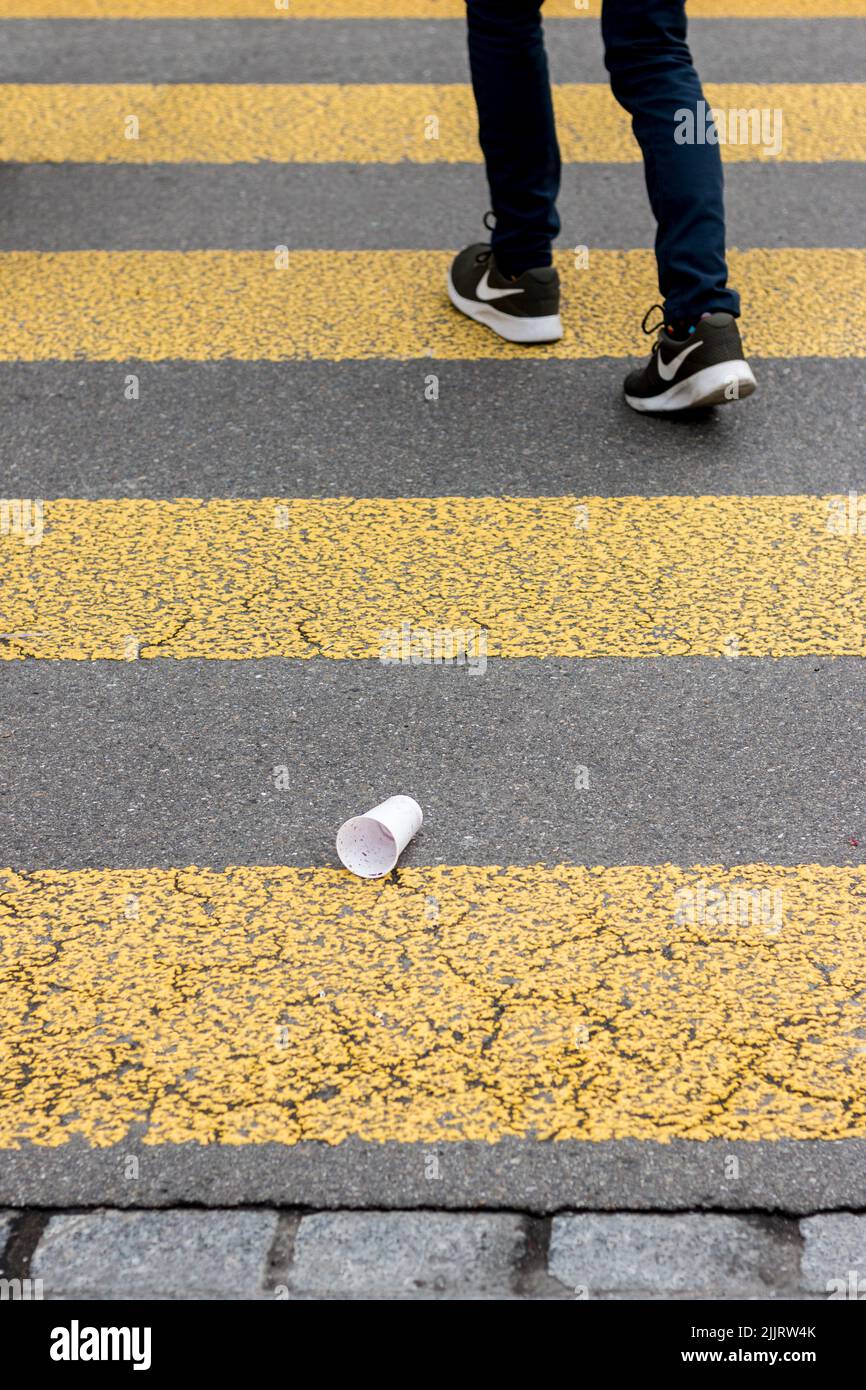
1, 495, 865, 661
1, 84, 861, 163
1, 863, 864, 1147
0, 0, 861, 16
0, 249, 863, 360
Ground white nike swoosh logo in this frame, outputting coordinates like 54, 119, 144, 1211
657, 338, 703, 381
476, 269, 525, 302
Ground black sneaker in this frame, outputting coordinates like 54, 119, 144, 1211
624, 308, 756, 412
448, 243, 562, 344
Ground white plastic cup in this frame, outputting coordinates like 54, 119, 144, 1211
336, 795, 423, 878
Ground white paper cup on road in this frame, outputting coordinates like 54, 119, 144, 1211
336, 795, 423, 878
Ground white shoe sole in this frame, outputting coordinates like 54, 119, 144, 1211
625, 359, 757, 412
447, 270, 563, 344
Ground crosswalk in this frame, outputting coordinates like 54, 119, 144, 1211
3, 864, 865, 1146
2, 495, 865, 659
0, 1, 863, 17
1, 251, 864, 358
1, 0, 865, 1178
3, 82, 863, 161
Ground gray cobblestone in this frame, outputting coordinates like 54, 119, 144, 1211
16, 1207, 865, 1299
0, 1211, 20, 1273
549, 1214, 800, 1297
800, 1214, 866, 1297
285, 1211, 525, 1299
32, 1209, 278, 1298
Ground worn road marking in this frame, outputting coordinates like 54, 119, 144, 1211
0, 0, 861, 18
1, 84, 861, 164
1, 863, 864, 1147
0, 249, 863, 360
1, 495, 864, 660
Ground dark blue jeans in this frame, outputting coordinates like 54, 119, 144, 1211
466, 0, 739, 323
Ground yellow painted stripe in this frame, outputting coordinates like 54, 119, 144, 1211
1, 84, 860, 164
2, 863, 864, 1147
2, 495, 865, 661
0, 249, 862, 362
0, 0, 863, 18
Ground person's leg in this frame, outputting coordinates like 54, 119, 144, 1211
466, 0, 561, 277
602, 0, 739, 328
447, 0, 563, 343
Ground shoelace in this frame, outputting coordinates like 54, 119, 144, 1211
474, 210, 497, 265
641, 303, 667, 355
641, 302, 665, 333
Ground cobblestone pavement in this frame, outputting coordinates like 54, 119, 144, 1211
2, 1209, 865, 1301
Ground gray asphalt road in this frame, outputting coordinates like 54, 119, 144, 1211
0, 18, 858, 84
2, 1137, 864, 1213
1, 7, 864, 1227
2, 164, 860, 250
2, 361, 863, 498
1, 658, 863, 870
